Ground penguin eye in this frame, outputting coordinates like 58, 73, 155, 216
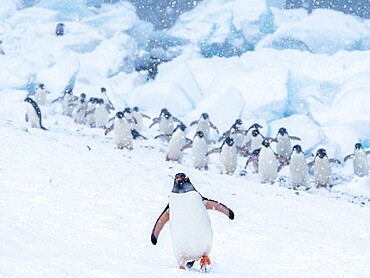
184, 177, 189, 182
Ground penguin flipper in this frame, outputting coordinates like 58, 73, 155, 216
181, 142, 193, 151
189, 120, 198, 127
206, 147, 221, 156
202, 197, 234, 220
151, 204, 170, 245
149, 117, 159, 128
344, 154, 354, 162
154, 134, 171, 141
210, 122, 219, 134
289, 136, 301, 141
104, 124, 114, 135
329, 158, 341, 164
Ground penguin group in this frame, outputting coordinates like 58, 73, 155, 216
23, 86, 370, 189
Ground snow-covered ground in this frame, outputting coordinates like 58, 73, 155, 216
1, 0, 370, 277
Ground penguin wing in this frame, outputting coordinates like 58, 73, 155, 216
141, 113, 151, 119
151, 204, 170, 245
210, 122, 219, 133
154, 134, 172, 141
206, 147, 221, 156
104, 124, 114, 135
329, 158, 341, 164
149, 117, 159, 128
181, 142, 193, 151
202, 197, 234, 220
189, 120, 198, 126
344, 154, 354, 162
289, 135, 301, 141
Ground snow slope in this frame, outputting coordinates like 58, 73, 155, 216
1, 0, 370, 277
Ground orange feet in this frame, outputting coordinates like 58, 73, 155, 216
200, 256, 211, 272
179, 265, 186, 270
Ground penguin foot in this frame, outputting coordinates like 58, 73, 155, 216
200, 256, 211, 272
179, 265, 186, 270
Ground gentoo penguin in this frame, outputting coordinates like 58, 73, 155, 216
149, 108, 182, 135
105, 111, 133, 150
219, 119, 245, 147
245, 139, 288, 184
309, 148, 341, 187
182, 131, 209, 170
155, 123, 189, 162
33, 83, 50, 106
208, 137, 238, 175
289, 145, 309, 188
344, 143, 370, 177
24, 97, 47, 130
100, 87, 115, 112
0, 40, 4, 55
189, 113, 219, 143
55, 23, 65, 36
73, 93, 87, 124
273, 127, 301, 161
93, 98, 110, 128
132, 106, 151, 132
85, 97, 98, 127
151, 173, 234, 271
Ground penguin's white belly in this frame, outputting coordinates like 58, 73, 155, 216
258, 148, 277, 183
353, 152, 369, 177
192, 138, 208, 168
34, 90, 47, 106
196, 121, 210, 139
133, 113, 143, 131
94, 107, 108, 128
159, 118, 174, 135
115, 119, 132, 149
220, 145, 237, 174
169, 192, 213, 264
276, 137, 292, 159
290, 154, 309, 187
231, 133, 245, 148
74, 105, 87, 124
167, 133, 185, 161
25, 103, 40, 128
251, 137, 263, 152
63, 97, 74, 116
314, 159, 331, 186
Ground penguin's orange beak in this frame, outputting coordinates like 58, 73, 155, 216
176, 177, 183, 182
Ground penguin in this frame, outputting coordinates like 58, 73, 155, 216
105, 111, 133, 150
132, 106, 151, 132
245, 128, 266, 171
33, 83, 50, 106
151, 173, 234, 271
207, 137, 237, 175
273, 127, 301, 161
243, 123, 263, 152
149, 108, 182, 135
0, 40, 4, 55
73, 93, 87, 124
289, 145, 309, 189
55, 23, 65, 36
182, 131, 209, 170
219, 119, 244, 146
52, 88, 79, 117
245, 139, 288, 184
308, 148, 341, 187
24, 97, 47, 130
189, 113, 219, 143
122, 107, 136, 130
93, 98, 110, 128
344, 143, 370, 177
85, 97, 98, 127
100, 87, 115, 112
155, 123, 189, 162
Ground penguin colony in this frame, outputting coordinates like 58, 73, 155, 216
24, 84, 370, 189
22, 83, 370, 271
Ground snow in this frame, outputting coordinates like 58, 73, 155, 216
1, 0, 370, 276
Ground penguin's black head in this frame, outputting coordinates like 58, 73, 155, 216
65, 89, 72, 95
160, 108, 169, 117
116, 111, 124, 119
225, 137, 234, 146
201, 112, 209, 120
80, 93, 86, 99
262, 139, 270, 148
355, 143, 363, 150
316, 148, 327, 159
39, 84, 45, 89
89, 97, 96, 103
124, 107, 132, 114
250, 123, 262, 129
101, 87, 106, 93
97, 98, 104, 104
278, 127, 287, 136
292, 144, 302, 153
175, 123, 186, 132
195, 131, 204, 138
164, 111, 172, 119
172, 173, 195, 193
133, 106, 139, 112
252, 129, 260, 137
